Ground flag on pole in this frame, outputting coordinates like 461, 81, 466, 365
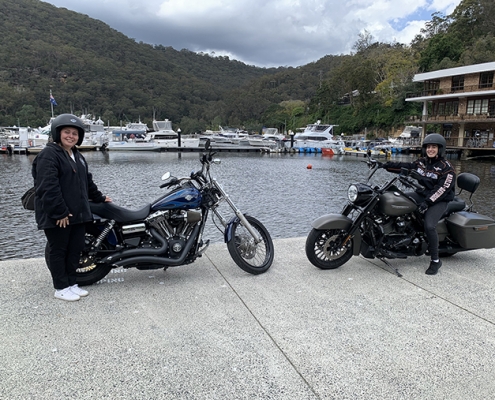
50, 94, 58, 106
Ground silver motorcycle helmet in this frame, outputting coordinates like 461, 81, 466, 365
422, 133, 446, 157
50, 114, 86, 146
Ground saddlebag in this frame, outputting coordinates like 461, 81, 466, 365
446, 211, 495, 249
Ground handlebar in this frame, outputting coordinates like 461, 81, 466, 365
159, 141, 218, 190
364, 157, 425, 192
159, 177, 180, 188
399, 170, 425, 192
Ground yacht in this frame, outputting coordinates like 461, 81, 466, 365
145, 120, 199, 148
289, 121, 345, 154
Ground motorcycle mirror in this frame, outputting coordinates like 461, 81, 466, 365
161, 172, 171, 181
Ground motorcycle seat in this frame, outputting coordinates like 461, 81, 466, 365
90, 202, 151, 223
444, 197, 466, 216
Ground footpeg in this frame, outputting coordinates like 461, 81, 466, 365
198, 240, 210, 256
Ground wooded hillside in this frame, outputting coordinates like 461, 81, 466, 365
1, 0, 494, 135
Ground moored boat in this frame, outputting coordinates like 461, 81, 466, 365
107, 140, 161, 151
288, 121, 345, 154
146, 120, 199, 148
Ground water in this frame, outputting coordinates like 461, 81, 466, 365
1, 151, 494, 260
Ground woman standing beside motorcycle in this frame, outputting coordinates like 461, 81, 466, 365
382, 133, 456, 275
33, 114, 111, 301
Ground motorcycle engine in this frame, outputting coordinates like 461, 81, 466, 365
365, 214, 426, 258
146, 210, 202, 256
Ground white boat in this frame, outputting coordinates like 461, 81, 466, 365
204, 126, 247, 145
146, 120, 199, 148
262, 127, 286, 141
289, 121, 345, 154
107, 140, 161, 151
79, 115, 108, 150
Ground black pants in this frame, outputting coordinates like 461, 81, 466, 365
408, 192, 448, 261
44, 223, 85, 290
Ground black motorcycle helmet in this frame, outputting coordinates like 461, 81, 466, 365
50, 114, 85, 146
422, 133, 446, 157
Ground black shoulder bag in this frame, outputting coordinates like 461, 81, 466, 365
21, 187, 35, 211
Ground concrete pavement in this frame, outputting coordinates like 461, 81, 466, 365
1, 238, 495, 399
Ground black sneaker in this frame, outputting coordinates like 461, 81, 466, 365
425, 260, 442, 275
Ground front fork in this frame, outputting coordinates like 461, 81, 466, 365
210, 179, 262, 244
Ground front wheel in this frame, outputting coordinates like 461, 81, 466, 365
227, 215, 274, 274
305, 228, 353, 269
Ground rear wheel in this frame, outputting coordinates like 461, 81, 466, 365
76, 232, 113, 286
227, 215, 274, 274
305, 228, 353, 269
44, 232, 113, 286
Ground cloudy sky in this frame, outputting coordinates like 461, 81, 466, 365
44, 0, 462, 67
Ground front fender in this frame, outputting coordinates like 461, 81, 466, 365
224, 216, 240, 243
311, 213, 361, 256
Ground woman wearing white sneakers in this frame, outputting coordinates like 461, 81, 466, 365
32, 114, 111, 301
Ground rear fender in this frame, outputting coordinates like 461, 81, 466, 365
311, 214, 361, 256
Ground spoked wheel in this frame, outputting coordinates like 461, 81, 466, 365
44, 233, 113, 286
227, 215, 274, 274
76, 232, 114, 286
305, 228, 353, 269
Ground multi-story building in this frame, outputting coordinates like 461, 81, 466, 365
406, 61, 495, 156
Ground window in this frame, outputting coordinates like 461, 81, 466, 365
489, 99, 495, 116
467, 100, 473, 114
482, 99, 489, 114
467, 99, 489, 114
480, 72, 494, 88
438, 103, 445, 115
434, 101, 458, 115
453, 101, 459, 115
451, 75, 464, 91
424, 79, 439, 95
474, 100, 481, 114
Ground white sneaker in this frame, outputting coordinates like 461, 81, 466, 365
54, 287, 80, 302
70, 284, 89, 297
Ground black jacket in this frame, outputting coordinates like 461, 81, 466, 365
384, 156, 456, 205
32, 143, 105, 230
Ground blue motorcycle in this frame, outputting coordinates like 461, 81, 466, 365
68, 140, 274, 285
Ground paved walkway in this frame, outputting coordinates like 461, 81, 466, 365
1, 238, 495, 399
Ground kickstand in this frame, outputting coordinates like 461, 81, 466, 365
378, 258, 403, 277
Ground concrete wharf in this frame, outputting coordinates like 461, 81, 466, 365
2, 237, 495, 399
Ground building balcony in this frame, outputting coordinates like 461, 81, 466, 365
406, 84, 495, 99
407, 113, 495, 123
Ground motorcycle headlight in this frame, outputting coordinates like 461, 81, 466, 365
348, 185, 359, 202
347, 183, 373, 205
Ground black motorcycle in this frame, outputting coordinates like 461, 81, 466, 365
305, 155, 495, 275
49, 140, 274, 285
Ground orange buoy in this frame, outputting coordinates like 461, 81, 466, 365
307, 164, 313, 169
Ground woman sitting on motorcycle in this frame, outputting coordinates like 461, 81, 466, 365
382, 133, 456, 275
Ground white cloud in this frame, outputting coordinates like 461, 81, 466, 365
44, 0, 463, 67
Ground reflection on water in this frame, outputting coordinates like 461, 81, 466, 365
1, 151, 494, 260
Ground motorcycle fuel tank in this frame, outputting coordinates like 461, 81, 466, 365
377, 191, 416, 216
151, 187, 202, 211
